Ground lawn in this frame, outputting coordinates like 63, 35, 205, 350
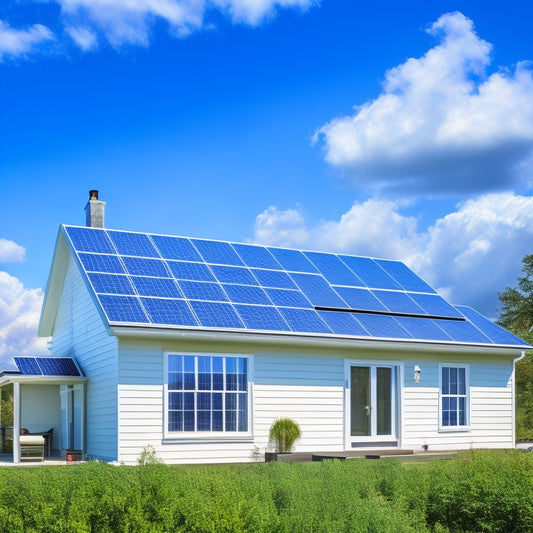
0, 450, 531, 532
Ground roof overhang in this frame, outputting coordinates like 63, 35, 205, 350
111, 324, 529, 358
0, 374, 88, 387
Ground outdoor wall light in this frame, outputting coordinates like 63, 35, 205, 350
414, 365, 421, 384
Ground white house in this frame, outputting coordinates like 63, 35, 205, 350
1, 192, 530, 464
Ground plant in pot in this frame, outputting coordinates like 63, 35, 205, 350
268, 418, 301, 459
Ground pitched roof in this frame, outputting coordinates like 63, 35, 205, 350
39, 224, 530, 349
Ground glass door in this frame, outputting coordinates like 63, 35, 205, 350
348, 365, 396, 444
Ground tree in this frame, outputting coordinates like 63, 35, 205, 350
497, 254, 533, 440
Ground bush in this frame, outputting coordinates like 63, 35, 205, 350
0, 451, 530, 532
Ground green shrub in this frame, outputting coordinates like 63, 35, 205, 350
268, 417, 301, 452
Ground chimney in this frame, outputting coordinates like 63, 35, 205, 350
85, 190, 106, 228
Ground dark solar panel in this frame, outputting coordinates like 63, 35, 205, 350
14, 357, 81, 376
14, 357, 41, 375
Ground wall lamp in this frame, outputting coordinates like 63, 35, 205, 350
414, 365, 421, 384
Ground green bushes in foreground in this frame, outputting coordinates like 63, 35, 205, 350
0, 450, 531, 532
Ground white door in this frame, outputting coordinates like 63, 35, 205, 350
347, 364, 398, 447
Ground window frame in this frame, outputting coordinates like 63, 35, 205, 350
438, 363, 470, 432
163, 352, 253, 441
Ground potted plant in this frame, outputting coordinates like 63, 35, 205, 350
266, 418, 301, 461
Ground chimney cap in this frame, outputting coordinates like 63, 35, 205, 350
89, 190, 99, 200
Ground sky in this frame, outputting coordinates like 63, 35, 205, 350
1, 0, 532, 367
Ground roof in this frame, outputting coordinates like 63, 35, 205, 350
0, 356, 87, 386
38, 224, 530, 350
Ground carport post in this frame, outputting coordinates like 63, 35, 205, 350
13, 382, 20, 463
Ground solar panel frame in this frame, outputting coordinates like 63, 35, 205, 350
222, 284, 272, 305
167, 261, 217, 282
278, 308, 332, 334
250, 268, 298, 289
37, 357, 81, 376
371, 289, 426, 315
210, 265, 258, 286
264, 288, 313, 308
122, 256, 171, 277
98, 294, 150, 323
355, 313, 412, 339
141, 297, 199, 326
232, 243, 283, 270
268, 247, 319, 273
131, 276, 183, 298
333, 286, 388, 312
318, 311, 370, 337
373, 259, 436, 294
234, 304, 290, 331
177, 280, 229, 302
88, 273, 136, 295
339, 255, 402, 290
189, 300, 245, 329
14, 357, 41, 375
290, 273, 349, 308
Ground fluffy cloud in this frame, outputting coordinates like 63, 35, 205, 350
0, 239, 26, 263
56, 0, 316, 48
253, 193, 533, 318
0, 271, 49, 370
65, 26, 98, 51
314, 12, 533, 194
0, 19, 54, 61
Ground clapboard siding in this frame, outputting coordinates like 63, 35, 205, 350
402, 361, 514, 450
51, 255, 118, 461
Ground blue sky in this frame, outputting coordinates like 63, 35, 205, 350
1, 0, 532, 364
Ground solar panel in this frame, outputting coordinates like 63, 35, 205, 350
167, 261, 216, 282
278, 308, 332, 334
318, 311, 370, 336
265, 288, 313, 308
373, 259, 436, 294
371, 290, 426, 315
131, 276, 182, 298
62, 225, 527, 347
456, 306, 530, 346
178, 281, 229, 302
88, 273, 135, 295
333, 287, 387, 312
268, 247, 318, 273
78, 253, 124, 274
14, 357, 41, 375
141, 298, 199, 326
66, 226, 115, 254
122, 257, 170, 277
232, 243, 282, 270
37, 357, 80, 376
211, 265, 258, 285
107, 231, 159, 258
14, 357, 81, 376
189, 301, 245, 329
339, 255, 401, 290
222, 284, 271, 305
98, 294, 149, 323
305, 251, 364, 286
234, 304, 290, 331
151, 235, 203, 262
290, 273, 348, 308
192, 239, 244, 266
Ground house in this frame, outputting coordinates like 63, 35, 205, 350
1, 191, 530, 464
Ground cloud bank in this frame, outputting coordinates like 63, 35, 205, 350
253, 192, 533, 318
315, 12, 533, 195
0, 0, 316, 59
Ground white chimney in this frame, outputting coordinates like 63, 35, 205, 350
85, 190, 106, 228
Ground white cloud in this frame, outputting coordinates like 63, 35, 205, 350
0, 19, 54, 61
0, 239, 26, 263
56, 0, 315, 47
66, 26, 98, 51
314, 11, 533, 194
252, 193, 533, 318
0, 271, 49, 370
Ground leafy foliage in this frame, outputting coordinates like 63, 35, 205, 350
268, 417, 301, 453
0, 451, 531, 532
497, 254, 533, 440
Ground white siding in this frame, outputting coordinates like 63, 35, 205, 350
50, 255, 118, 461
402, 360, 514, 451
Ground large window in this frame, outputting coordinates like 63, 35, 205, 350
166, 354, 249, 433
440, 365, 469, 429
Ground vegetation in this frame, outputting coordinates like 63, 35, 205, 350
0, 384, 13, 427
268, 417, 301, 453
497, 254, 533, 440
0, 450, 530, 532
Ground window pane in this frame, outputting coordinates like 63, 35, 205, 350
226, 410, 236, 431
169, 410, 182, 431
184, 410, 195, 431
459, 397, 466, 425
197, 392, 211, 410
226, 373, 237, 391
168, 355, 182, 372
168, 372, 182, 390
442, 367, 450, 394
184, 372, 195, 390
169, 392, 183, 410
197, 411, 211, 431
212, 393, 223, 410
449, 368, 457, 395
458, 368, 466, 395
376, 367, 392, 436
184, 356, 195, 372
212, 410, 223, 431
184, 392, 195, 410
198, 372, 211, 390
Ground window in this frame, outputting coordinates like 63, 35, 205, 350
166, 354, 249, 433
440, 365, 469, 429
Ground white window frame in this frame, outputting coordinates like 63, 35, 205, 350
438, 363, 470, 432
163, 352, 253, 442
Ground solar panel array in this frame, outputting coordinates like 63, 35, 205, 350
14, 357, 81, 376
63, 225, 529, 347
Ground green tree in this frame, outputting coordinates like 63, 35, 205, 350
1, 384, 13, 427
497, 254, 533, 440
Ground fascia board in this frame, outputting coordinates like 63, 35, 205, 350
111, 325, 527, 357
